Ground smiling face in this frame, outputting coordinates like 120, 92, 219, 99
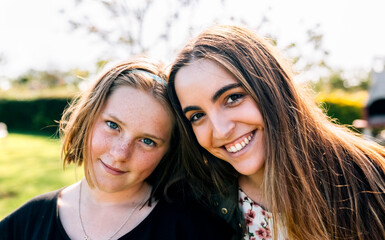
174, 59, 265, 179
89, 86, 172, 193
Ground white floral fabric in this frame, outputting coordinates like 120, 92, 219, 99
239, 188, 272, 240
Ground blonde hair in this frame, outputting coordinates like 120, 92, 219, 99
168, 25, 385, 239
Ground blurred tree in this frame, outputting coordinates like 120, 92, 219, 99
329, 71, 345, 90
13, 70, 61, 89
286, 24, 330, 82
68, 68, 90, 87
356, 74, 370, 91
312, 69, 370, 93
60, 0, 199, 58
60, 0, 332, 85
11, 68, 87, 90
96, 59, 109, 73
216, 8, 331, 82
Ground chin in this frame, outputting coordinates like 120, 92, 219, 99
235, 161, 264, 177
237, 169, 259, 176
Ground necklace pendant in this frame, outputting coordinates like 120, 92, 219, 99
84, 236, 89, 240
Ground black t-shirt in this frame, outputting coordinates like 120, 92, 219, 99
0, 189, 234, 240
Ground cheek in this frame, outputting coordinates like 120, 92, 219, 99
257, 134, 265, 157
192, 126, 210, 149
135, 150, 166, 173
90, 127, 107, 157
244, 101, 263, 123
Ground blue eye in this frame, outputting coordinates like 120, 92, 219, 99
226, 93, 244, 104
142, 138, 155, 146
106, 121, 119, 130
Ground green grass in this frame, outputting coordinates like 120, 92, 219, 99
0, 133, 83, 220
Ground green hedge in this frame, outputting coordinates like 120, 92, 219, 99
316, 90, 366, 126
0, 91, 365, 135
320, 101, 363, 125
0, 98, 71, 135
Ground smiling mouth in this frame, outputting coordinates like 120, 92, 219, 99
224, 132, 254, 153
100, 160, 127, 175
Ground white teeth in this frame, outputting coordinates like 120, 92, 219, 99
235, 143, 242, 151
225, 133, 254, 153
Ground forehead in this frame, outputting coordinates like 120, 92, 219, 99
103, 86, 173, 137
178, 58, 235, 81
175, 59, 238, 99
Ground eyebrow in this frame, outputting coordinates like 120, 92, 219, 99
183, 105, 201, 115
106, 113, 125, 127
212, 83, 242, 102
182, 83, 242, 115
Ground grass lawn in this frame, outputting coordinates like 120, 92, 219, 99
0, 133, 83, 220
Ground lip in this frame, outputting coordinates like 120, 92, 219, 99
223, 130, 256, 156
100, 160, 127, 176
224, 131, 255, 149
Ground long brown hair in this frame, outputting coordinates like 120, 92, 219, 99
60, 56, 178, 199
167, 25, 385, 239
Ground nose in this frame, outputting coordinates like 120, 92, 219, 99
110, 137, 132, 162
210, 112, 235, 140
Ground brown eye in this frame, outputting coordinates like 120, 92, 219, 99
226, 93, 244, 104
190, 112, 205, 123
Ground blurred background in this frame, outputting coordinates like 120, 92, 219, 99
1, 0, 385, 219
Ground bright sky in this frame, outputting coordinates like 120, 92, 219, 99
0, 0, 384, 81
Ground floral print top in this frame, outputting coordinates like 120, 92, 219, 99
239, 188, 272, 240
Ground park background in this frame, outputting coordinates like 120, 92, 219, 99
1, 0, 385, 220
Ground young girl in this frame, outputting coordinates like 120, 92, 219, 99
0, 57, 233, 240
167, 25, 385, 239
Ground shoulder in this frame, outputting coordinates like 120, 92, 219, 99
132, 198, 236, 240
166, 198, 235, 238
4, 189, 61, 218
27, 189, 62, 204
19, 189, 62, 213
0, 189, 62, 237
210, 184, 245, 238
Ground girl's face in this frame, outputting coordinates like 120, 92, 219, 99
90, 86, 172, 193
175, 59, 265, 178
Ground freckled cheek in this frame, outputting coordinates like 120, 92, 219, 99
90, 129, 109, 157
135, 151, 165, 172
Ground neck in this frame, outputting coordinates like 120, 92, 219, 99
81, 179, 151, 206
238, 165, 267, 208
77, 179, 152, 240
